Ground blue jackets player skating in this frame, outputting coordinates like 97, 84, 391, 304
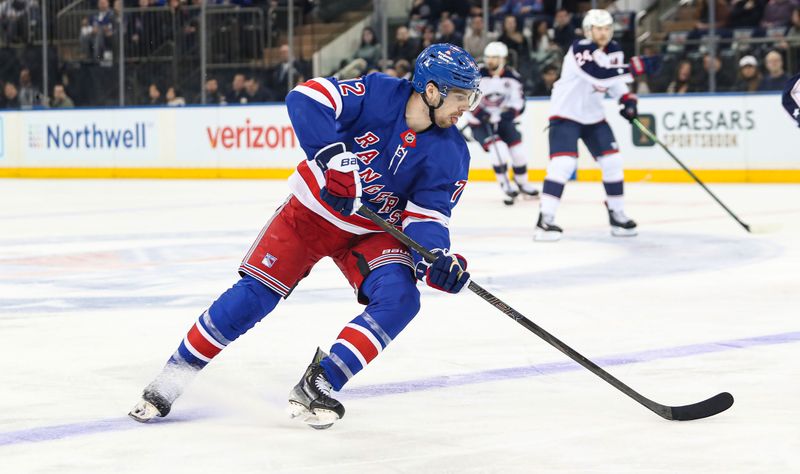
536, 9, 656, 242
128, 44, 483, 430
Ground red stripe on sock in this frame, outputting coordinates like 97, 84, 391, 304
338, 326, 379, 363
186, 324, 222, 359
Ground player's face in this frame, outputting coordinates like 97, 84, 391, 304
430, 87, 479, 127
486, 56, 504, 72
590, 25, 612, 47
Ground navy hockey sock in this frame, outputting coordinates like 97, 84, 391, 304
321, 265, 420, 390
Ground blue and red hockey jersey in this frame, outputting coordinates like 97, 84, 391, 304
285, 72, 471, 264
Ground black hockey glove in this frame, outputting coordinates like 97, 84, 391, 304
618, 93, 638, 123
415, 250, 470, 294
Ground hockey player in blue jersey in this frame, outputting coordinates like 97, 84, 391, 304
468, 41, 539, 204
783, 72, 800, 128
128, 44, 482, 429
535, 9, 657, 241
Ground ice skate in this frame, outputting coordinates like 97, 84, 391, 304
287, 348, 345, 430
534, 213, 563, 241
608, 207, 637, 237
500, 179, 520, 206
129, 388, 172, 423
514, 179, 540, 198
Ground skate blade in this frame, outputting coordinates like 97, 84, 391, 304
287, 401, 340, 429
534, 229, 562, 242
128, 399, 161, 423
610, 227, 638, 237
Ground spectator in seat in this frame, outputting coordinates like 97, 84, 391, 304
390, 26, 419, 64
531, 64, 558, 96
244, 77, 273, 103
728, 0, 766, 29
147, 83, 163, 105
420, 24, 436, 50
50, 84, 75, 108
0, 0, 34, 44
395, 58, 412, 80
531, 19, 559, 63
437, 18, 463, 47
494, 0, 544, 20
80, 0, 116, 61
352, 26, 381, 71
165, 86, 185, 106
695, 0, 730, 30
761, 0, 799, 29
698, 54, 736, 91
18, 67, 42, 108
2, 82, 20, 109
408, 0, 441, 38
498, 14, 529, 68
759, 50, 790, 90
667, 60, 696, 94
268, 44, 304, 100
205, 78, 226, 105
463, 15, 495, 62
227, 73, 247, 104
552, 9, 577, 53
733, 55, 762, 91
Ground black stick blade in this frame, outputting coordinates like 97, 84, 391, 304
668, 392, 734, 421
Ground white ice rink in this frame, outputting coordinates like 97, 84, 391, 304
1, 178, 798, 473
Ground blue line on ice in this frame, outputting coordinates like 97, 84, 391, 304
1, 330, 798, 447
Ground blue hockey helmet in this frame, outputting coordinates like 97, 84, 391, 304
413, 43, 482, 111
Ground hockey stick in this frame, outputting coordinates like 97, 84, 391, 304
357, 205, 734, 421
631, 118, 753, 233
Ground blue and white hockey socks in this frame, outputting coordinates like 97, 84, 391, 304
541, 155, 577, 216
320, 265, 420, 391
599, 153, 625, 213
510, 143, 529, 185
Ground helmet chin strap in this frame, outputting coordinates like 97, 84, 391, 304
421, 89, 445, 127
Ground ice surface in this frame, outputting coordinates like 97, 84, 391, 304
1, 179, 798, 473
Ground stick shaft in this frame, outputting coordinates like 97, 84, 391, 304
356, 205, 670, 419
632, 118, 750, 232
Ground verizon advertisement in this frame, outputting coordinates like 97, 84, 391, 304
175, 106, 306, 167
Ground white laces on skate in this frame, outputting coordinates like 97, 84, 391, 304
314, 374, 333, 397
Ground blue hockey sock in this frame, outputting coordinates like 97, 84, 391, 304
170, 275, 282, 369
320, 265, 420, 390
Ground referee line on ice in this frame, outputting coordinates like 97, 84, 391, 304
1, 330, 798, 447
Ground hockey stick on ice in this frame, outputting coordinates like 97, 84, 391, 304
631, 118, 753, 233
357, 205, 734, 421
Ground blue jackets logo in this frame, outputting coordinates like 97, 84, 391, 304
29, 122, 149, 149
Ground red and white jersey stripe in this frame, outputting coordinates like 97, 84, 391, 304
288, 159, 386, 235
401, 201, 450, 230
292, 78, 343, 119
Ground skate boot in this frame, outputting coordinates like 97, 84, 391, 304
128, 361, 198, 422
129, 388, 173, 423
287, 348, 345, 430
500, 179, 520, 206
534, 213, 563, 241
608, 208, 638, 237
514, 179, 540, 198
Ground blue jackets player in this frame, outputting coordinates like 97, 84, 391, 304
783, 72, 800, 128
535, 9, 657, 241
129, 44, 482, 429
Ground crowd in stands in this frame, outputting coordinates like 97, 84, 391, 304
2, 0, 800, 110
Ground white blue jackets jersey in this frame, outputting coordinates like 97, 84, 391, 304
550, 39, 633, 124
469, 66, 525, 124
285, 73, 471, 265
782, 72, 800, 126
